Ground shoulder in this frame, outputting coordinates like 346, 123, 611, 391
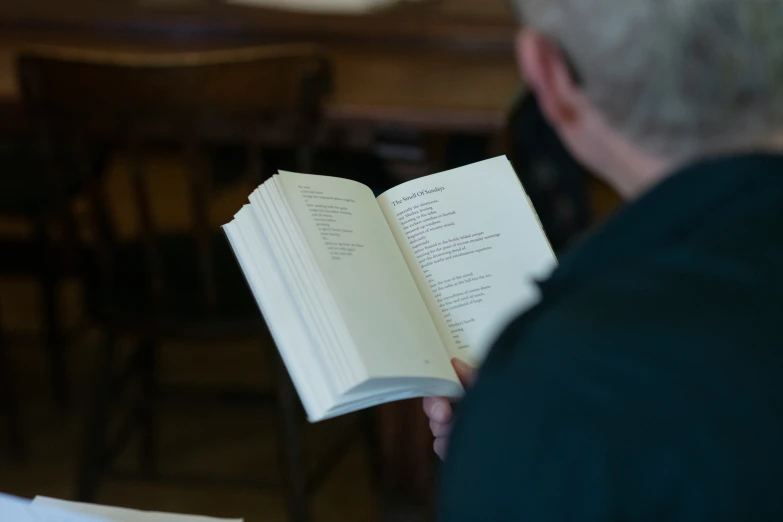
519, 230, 783, 357
454, 238, 783, 460
440, 254, 783, 521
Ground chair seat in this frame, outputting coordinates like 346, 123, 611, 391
84, 231, 260, 326
0, 140, 46, 216
0, 239, 49, 273
210, 146, 394, 195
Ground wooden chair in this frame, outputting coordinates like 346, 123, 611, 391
18, 45, 338, 522
0, 130, 89, 460
0, 136, 73, 411
0, 298, 26, 460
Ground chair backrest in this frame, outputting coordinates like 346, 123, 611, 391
18, 45, 332, 325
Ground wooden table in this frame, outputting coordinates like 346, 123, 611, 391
0, 0, 517, 55
0, 0, 522, 134
0, 45, 523, 134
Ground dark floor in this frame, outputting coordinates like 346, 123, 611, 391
0, 286, 378, 522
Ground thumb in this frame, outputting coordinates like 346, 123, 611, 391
451, 358, 477, 387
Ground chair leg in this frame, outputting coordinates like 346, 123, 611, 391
77, 332, 117, 502
138, 338, 158, 478
360, 407, 382, 489
272, 351, 310, 522
36, 216, 69, 411
0, 323, 26, 461
42, 269, 68, 411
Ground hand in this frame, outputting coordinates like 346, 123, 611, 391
423, 358, 477, 460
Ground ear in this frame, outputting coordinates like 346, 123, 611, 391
516, 30, 581, 127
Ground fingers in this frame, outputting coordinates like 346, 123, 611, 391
422, 396, 452, 424
430, 418, 452, 438
452, 358, 478, 387
424, 364, 476, 461
433, 437, 448, 461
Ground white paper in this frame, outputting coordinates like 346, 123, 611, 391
378, 156, 557, 365
0, 494, 108, 522
275, 172, 456, 382
32, 498, 242, 522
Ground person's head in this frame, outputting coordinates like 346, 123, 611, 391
514, 0, 783, 198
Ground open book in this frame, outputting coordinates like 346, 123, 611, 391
224, 156, 556, 422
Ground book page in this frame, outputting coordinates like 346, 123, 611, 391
377, 157, 557, 365
0, 494, 108, 522
254, 182, 359, 392
275, 172, 458, 383
226, 211, 332, 418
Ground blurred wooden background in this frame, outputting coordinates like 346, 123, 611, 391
0, 1, 622, 522
0, 0, 521, 138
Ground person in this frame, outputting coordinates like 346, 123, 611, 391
424, 0, 783, 519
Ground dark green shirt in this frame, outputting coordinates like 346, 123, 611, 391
439, 154, 783, 521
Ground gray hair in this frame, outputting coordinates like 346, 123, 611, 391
517, 0, 783, 159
